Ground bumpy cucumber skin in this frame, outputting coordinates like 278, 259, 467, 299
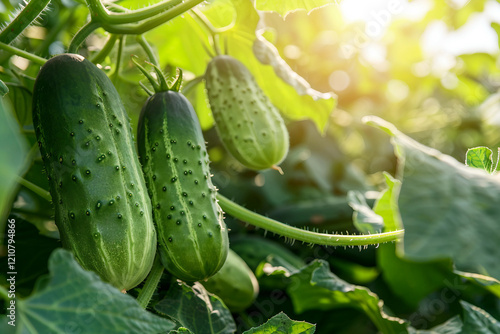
201, 249, 259, 312
205, 55, 289, 170
137, 90, 229, 282
32, 54, 156, 291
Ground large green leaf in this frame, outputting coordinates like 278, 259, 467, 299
460, 301, 500, 333
0, 96, 28, 236
243, 312, 316, 334
365, 116, 500, 281
287, 260, 409, 334
2, 249, 176, 333
154, 281, 236, 334
410, 316, 462, 334
255, 0, 337, 17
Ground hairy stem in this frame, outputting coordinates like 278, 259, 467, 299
17, 176, 402, 247
135, 35, 159, 67
88, 0, 184, 25
0, 0, 51, 44
102, 0, 205, 34
68, 20, 102, 54
136, 254, 164, 308
217, 194, 404, 246
0, 42, 46, 65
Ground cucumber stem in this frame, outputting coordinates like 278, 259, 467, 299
90, 34, 119, 64
101, 0, 205, 34
0, 42, 47, 66
217, 194, 404, 246
87, 0, 183, 25
68, 20, 102, 54
17, 177, 51, 202
135, 35, 159, 67
0, 0, 51, 44
136, 254, 164, 309
17, 176, 403, 247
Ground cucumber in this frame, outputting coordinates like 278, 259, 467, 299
201, 249, 259, 312
204, 55, 289, 170
32, 54, 156, 291
135, 61, 229, 282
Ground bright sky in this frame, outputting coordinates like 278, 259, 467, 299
339, 0, 500, 56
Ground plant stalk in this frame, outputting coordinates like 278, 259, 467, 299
136, 254, 164, 309
0, 0, 51, 44
0, 42, 47, 66
217, 194, 404, 246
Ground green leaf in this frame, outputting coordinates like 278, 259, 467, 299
5, 83, 32, 126
0, 97, 28, 234
377, 243, 455, 309
169, 328, 194, 334
465, 147, 495, 173
10, 249, 176, 333
347, 190, 384, 234
454, 270, 500, 299
0, 215, 60, 297
365, 116, 500, 281
0, 79, 8, 96
460, 301, 500, 333
154, 281, 236, 334
255, 0, 336, 17
252, 34, 337, 132
243, 312, 316, 334
410, 316, 462, 334
287, 260, 409, 334
373, 172, 402, 231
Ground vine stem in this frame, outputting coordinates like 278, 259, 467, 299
0, 0, 51, 44
68, 20, 102, 54
87, 0, 184, 25
216, 194, 404, 246
16, 177, 403, 247
17, 177, 51, 202
0, 42, 46, 66
135, 35, 159, 67
101, 0, 205, 34
136, 254, 164, 308
90, 34, 119, 64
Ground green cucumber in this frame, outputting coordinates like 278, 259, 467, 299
205, 55, 289, 170
201, 249, 259, 312
135, 61, 229, 282
32, 53, 156, 291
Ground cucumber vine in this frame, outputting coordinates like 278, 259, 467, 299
18, 178, 404, 248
